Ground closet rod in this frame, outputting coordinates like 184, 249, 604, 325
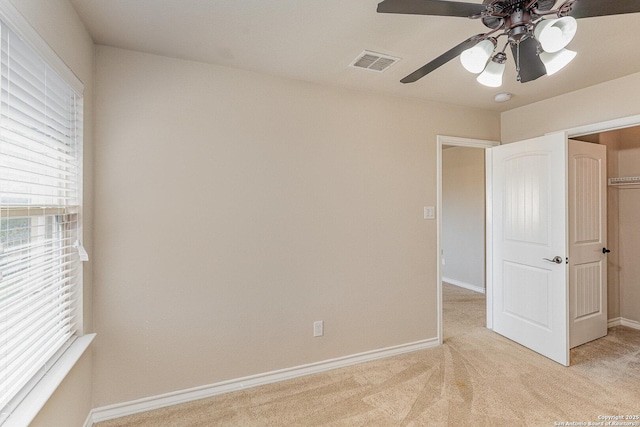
608, 177, 640, 187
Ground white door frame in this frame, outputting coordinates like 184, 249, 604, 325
436, 135, 499, 344
436, 113, 640, 346
562, 114, 640, 139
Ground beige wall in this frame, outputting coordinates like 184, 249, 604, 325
442, 147, 485, 289
618, 179, 640, 324
501, 72, 640, 143
92, 45, 500, 406
7, 0, 96, 426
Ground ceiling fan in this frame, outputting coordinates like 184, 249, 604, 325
377, 0, 640, 87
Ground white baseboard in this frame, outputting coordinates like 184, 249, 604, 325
442, 277, 485, 294
82, 411, 94, 427
608, 317, 640, 330
86, 338, 439, 425
609, 317, 622, 328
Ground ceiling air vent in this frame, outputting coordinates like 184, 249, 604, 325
350, 50, 400, 73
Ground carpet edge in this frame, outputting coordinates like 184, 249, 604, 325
86, 337, 440, 425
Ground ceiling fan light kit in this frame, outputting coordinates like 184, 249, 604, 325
377, 0, 640, 87
468, 14, 577, 87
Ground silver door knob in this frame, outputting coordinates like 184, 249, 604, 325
543, 256, 563, 264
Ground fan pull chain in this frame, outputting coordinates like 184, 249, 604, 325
515, 41, 522, 82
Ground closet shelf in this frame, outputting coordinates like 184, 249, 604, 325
608, 177, 640, 187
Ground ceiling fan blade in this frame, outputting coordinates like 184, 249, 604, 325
377, 0, 486, 17
511, 37, 546, 83
401, 35, 484, 83
565, 0, 640, 19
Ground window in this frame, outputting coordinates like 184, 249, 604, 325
0, 17, 84, 421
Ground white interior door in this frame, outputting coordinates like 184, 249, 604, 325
491, 132, 569, 366
568, 139, 608, 348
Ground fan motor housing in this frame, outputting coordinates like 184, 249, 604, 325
481, 0, 556, 29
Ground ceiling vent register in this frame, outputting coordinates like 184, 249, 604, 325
350, 50, 400, 72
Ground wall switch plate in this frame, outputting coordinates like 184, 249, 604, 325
313, 320, 323, 337
424, 206, 435, 220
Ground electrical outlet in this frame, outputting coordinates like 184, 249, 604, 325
442, 258, 445, 265
313, 320, 323, 337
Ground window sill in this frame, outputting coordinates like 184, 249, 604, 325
2, 333, 96, 427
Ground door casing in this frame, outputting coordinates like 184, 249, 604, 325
436, 135, 498, 345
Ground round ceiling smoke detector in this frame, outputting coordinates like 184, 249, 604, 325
494, 92, 512, 102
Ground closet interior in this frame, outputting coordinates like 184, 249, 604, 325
574, 126, 640, 328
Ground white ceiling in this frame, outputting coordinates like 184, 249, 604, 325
69, 0, 640, 112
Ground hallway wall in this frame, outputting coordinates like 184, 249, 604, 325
442, 147, 485, 291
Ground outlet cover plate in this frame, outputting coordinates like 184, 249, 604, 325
313, 320, 323, 337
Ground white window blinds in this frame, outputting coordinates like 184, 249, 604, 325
0, 19, 84, 419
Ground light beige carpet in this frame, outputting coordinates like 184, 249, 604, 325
96, 283, 640, 426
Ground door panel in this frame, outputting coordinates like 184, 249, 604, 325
491, 133, 569, 366
503, 152, 550, 245
503, 262, 552, 328
568, 140, 607, 348
575, 263, 601, 318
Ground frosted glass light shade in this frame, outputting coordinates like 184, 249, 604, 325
477, 60, 506, 87
460, 39, 495, 74
540, 49, 577, 75
535, 17, 577, 53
